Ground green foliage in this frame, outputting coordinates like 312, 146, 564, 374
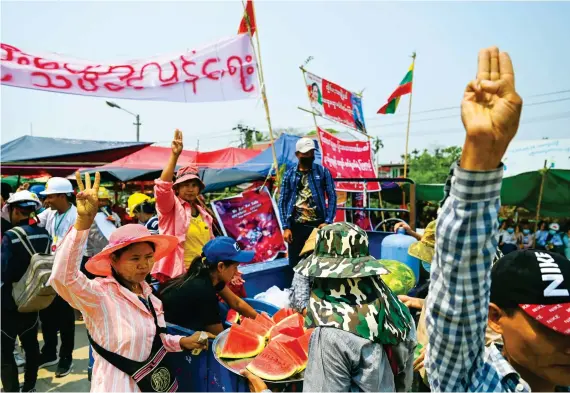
306, 128, 339, 136
403, 146, 462, 184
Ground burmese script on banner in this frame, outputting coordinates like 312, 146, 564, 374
318, 127, 380, 192
305, 71, 366, 134
1, 34, 258, 103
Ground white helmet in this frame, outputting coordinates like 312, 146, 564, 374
549, 223, 560, 232
5, 190, 42, 210
40, 177, 73, 196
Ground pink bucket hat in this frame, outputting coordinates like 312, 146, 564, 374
85, 224, 178, 277
173, 165, 204, 189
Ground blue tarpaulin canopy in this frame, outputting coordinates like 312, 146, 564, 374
1, 135, 150, 177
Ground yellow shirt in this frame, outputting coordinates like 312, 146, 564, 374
183, 214, 211, 268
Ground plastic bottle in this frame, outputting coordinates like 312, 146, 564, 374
380, 228, 420, 284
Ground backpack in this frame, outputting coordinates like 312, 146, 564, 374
8, 227, 56, 313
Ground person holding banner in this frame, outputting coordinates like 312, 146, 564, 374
278, 137, 337, 267
151, 130, 215, 283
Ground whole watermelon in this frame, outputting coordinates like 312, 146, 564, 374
380, 260, 416, 295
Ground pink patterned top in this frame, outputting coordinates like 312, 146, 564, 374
49, 228, 184, 392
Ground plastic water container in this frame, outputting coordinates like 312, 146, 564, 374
380, 228, 420, 284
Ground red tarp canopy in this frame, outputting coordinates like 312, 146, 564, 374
99, 145, 261, 170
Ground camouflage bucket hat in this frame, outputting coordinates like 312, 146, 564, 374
294, 222, 389, 279
408, 220, 436, 263
305, 275, 413, 345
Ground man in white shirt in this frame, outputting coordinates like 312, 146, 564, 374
37, 177, 77, 377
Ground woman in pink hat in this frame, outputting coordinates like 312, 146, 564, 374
151, 130, 215, 283
49, 172, 215, 392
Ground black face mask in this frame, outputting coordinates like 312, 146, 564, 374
299, 156, 315, 167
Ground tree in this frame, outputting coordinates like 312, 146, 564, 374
402, 146, 462, 184
373, 137, 384, 156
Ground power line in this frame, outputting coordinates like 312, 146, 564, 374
378, 111, 570, 139
270, 95, 570, 132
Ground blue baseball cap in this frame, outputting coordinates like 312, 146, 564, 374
202, 237, 255, 265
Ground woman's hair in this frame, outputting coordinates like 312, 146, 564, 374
111, 241, 156, 260
134, 200, 156, 215
158, 256, 236, 296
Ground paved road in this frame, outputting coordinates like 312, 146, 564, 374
3, 320, 90, 392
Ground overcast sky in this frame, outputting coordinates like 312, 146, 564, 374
2, 1, 569, 163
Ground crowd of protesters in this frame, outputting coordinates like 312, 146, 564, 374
2, 45, 569, 393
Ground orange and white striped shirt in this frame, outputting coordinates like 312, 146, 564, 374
49, 228, 184, 392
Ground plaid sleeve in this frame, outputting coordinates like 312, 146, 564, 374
425, 164, 503, 392
323, 167, 337, 224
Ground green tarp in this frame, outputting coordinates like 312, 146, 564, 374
404, 169, 570, 217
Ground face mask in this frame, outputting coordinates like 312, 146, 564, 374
549, 229, 556, 235
523, 229, 530, 235
299, 156, 315, 167
507, 228, 514, 234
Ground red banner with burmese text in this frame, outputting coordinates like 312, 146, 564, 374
318, 128, 380, 192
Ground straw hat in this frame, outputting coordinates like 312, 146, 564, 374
85, 224, 178, 277
408, 220, 436, 264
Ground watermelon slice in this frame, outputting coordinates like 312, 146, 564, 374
269, 313, 305, 339
219, 327, 265, 359
272, 326, 305, 339
271, 334, 295, 344
255, 313, 275, 330
226, 309, 240, 324
272, 308, 295, 324
297, 329, 314, 356
241, 318, 271, 339
247, 341, 298, 381
280, 339, 308, 372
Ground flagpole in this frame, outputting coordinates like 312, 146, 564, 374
242, 0, 280, 182
403, 52, 416, 179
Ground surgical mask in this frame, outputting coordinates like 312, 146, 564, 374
523, 229, 530, 235
298, 156, 315, 167
507, 228, 514, 234
549, 229, 556, 235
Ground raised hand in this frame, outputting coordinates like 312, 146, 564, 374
172, 129, 183, 156
460, 47, 523, 171
74, 172, 100, 230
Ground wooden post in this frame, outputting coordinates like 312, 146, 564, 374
241, 0, 280, 183
533, 160, 548, 246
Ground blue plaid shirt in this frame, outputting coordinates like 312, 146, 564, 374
426, 165, 535, 392
278, 163, 336, 230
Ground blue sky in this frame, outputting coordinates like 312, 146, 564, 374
2, 1, 569, 163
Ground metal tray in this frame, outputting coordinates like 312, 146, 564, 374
212, 328, 305, 384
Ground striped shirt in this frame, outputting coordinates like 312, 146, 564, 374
49, 227, 184, 392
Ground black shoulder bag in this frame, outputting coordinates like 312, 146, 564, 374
88, 297, 179, 392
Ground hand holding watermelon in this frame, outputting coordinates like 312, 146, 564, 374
239, 369, 268, 392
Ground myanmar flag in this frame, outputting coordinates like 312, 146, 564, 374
377, 61, 414, 114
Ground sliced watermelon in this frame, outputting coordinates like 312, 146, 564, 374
272, 308, 295, 324
255, 313, 275, 330
273, 326, 305, 339
241, 318, 271, 339
269, 313, 305, 339
297, 329, 314, 356
226, 309, 240, 324
280, 339, 308, 372
271, 334, 295, 344
247, 341, 298, 381
219, 327, 265, 359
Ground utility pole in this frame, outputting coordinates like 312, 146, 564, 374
134, 114, 142, 142
233, 124, 257, 149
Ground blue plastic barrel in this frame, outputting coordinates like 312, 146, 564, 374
380, 228, 420, 285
